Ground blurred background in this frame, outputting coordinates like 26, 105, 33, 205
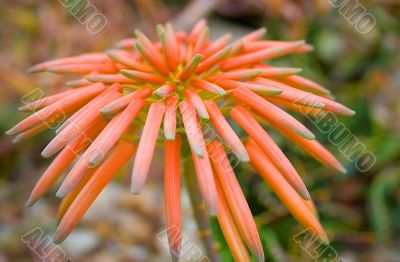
0, 0, 399, 261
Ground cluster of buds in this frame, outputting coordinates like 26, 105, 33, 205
7, 20, 353, 261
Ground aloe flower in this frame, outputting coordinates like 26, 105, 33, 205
7, 20, 354, 261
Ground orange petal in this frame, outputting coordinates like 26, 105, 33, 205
179, 54, 202, 82
281, 75, 331, 96
230, 105, 310, 199
106, 49, 153, 73
231, 28, 267, 54
114, 38, 136, 49
179, 101, 204, 157
135, 30, 169, 75
6, 83, 106, 136
18, 88, 80, 112
280, 74, 331, 95
55, 85, 110, 134
255, 78, 325, 108
56, 99, 144, 198
192, 27, 209, 55
209, 67, 302, 82
304, 199, 318, 218
179, 41, 188, 63
100, 87, 152, 115
232, 87, 315, 139
241, 28, 267, 42
85, 99, 144, 166
215, 179, 251, 262
120, 69, 165, 84
243, 40, 313, 53
28, 53, 110, 73
191, 79, 226, 95
54, 139, 136, 243
48, 63, 116, 74
179, 102, 218, 214
159, 24, 180, 70
191, 146, 218, 215
25, 120, 106, 207
196, 46, 231, 73
154, 83, 175, 97
164, 96, 178, 140
86, 73, 137, 84
185, 88, 209, 119
187, 19, 207, 44
201, 34, 230, 59
272, 123, 346, 173
12, 122, 48, 144
246, 140, 328, 241
220, 41, 305, 70
131, 103, 165, 193
261, 96, 326, 116
208, 141, 263, 261
205, 100, 249, 161
215, 79, 282, 95
66, 78, 93, 88
208, 69, 263, 82
57, 169, 95, 220
164, 135, 182, 261
41, 84, 121, 158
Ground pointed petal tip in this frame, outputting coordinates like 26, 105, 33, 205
346, 108, 356, 116
164, 133, 176, 141
65, 80, 83, 87
206, 198, 218, 216
294, 39, 306, 45
255, 251, 265, 262
5, 128, 16, 136
193, 53, 202, 62
41, 149, 54, 159
298, 130, 315, 140
237, 151, 250, 162
199, 113, 209, 120
85, 75, 96, 82
319, 232, 330, 244
27, 66, 42, 74
12, 137, 20, 144
53, 232, 66, 245
18, 106, 33, 112
55, 186, 69, 199
130, 184, 142, 195
292, 68, 303, 74
193, 147, 204, 158
46, 67, 58, 73
208, 207, 218, 217
134, 29, 142, 37
170, 252, 180, 262
119, 69, 129, 75
105, 48, 118, 56
272, 88, 283, 95
218, 89, 227, 96
25, 198, 34, 208
300, 188, 311, 201
87, 151, 103, 166
99, 108, 108, 115
337, 163, 347, 174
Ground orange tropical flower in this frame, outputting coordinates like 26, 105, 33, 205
7, 20, 353, 261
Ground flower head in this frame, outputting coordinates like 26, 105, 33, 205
7, 20, 353, 261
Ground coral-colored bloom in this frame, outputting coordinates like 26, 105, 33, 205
8, 20, 353, 260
